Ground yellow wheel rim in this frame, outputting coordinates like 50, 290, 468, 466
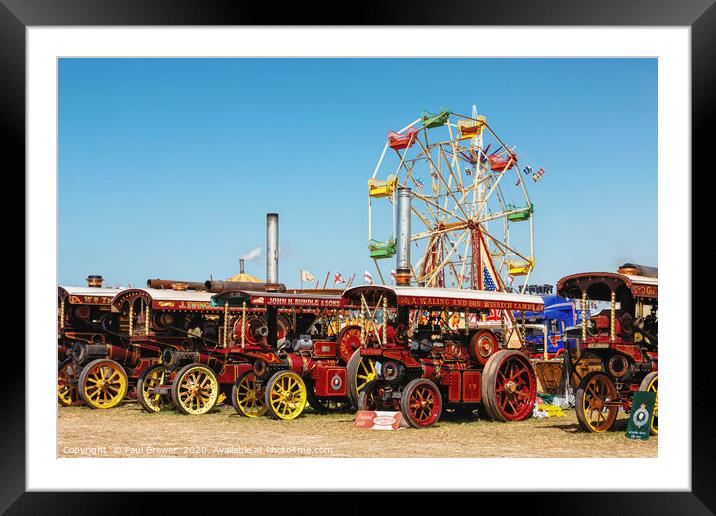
235, 373, 267, 417
268, 372, 306, 420
140, 366, 167, 413
355, 359, 377, 395
647, 375, 658, 435
176, 367, 218, 415
82, 362, 127, 409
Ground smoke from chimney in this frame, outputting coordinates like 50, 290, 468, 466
241, 247, 262, 262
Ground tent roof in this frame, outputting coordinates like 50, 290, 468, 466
228, 272, 262, 283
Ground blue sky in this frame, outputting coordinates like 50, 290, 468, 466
58, 58, 657, 288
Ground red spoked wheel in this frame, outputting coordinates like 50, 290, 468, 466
482, 349, 536, 422
576, 371, 619, 432
469, 330, 499, 365
400, 378, 442, 428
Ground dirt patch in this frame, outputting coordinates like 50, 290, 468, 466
58, 403, 657, 458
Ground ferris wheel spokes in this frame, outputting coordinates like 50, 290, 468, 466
368, 105, 542, 291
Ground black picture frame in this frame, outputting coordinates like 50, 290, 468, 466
3, 1, 709, 513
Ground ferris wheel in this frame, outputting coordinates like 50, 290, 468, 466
367, 105, 544, 292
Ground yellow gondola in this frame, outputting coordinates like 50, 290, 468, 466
508, 259, 534, 276
368, 175, 398, 198
457, 116, 486, 140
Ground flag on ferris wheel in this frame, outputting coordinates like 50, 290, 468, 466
334, 272, 346, 285
532, 167, 545, 182
364, 270, 374, 285
475, 228, 522, 346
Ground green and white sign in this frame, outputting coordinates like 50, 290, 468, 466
626, 391, 656, 440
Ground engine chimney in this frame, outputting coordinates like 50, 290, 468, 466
266, 213, 279, 291
239, 258, 245, 275
87, 275, 103, 288
395, 187, 412, 286
265, 213, 280, 348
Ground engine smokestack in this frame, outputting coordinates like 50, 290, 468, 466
239, 258, 245, 275
395, 187, 412, 286
265, 213, 280, 348
266, 213, 279, 291
87, 275, 103, 288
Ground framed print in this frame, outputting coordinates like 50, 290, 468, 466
2, 0, 711, 513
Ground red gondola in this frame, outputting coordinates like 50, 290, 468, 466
388, 128, 420, 150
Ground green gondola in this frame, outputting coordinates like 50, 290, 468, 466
368, 238, 396, 259
507, 203, 534, 222
421, 106, 451, 129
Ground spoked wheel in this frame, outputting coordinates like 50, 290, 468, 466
400, 378, 442, 428
171, 363, 219, 415
231, 370, 267, 417
346, 349, 378, 407
357, 381, 400, 412
482, 350, 537, 422
639, 372, 658, 435
469, 330, 498, 365
576, 371, 619, 432
265, 371, 307, 420
357, 381, 381, 410
137, 364, 172, 413
58, 359, 83, 406
78, 359, 128, 409
307, 389, 351, 414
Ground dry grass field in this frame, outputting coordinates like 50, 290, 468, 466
58, 402, 657, 458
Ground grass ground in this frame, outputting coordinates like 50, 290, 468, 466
58, 402, 657, 458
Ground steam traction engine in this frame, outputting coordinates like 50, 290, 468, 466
57, 276, 159, 408
556, 264, 658, 433
210, 289, 364, 420
344, 285, 543, 427
113, 285, 256, 415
